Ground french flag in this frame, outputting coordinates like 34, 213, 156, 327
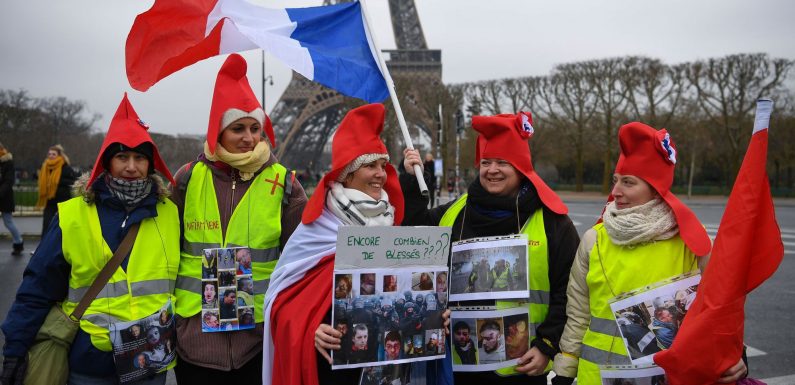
654, 99, 784, 384
126, 0, 389, 103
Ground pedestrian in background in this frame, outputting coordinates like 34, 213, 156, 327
0, 142, 24, 256
424, 153, 436, 207
35, 144, 77, 235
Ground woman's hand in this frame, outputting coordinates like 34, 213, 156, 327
314, 323, 342, 364
403, 148, 422, 176
515, 347, 549, 376
442, 309, 451, 336
717, 358, 747, 383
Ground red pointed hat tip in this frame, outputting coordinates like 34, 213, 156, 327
221, 53, 247, 79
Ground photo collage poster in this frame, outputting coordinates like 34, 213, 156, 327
109, 301, 176, 384
449, 235, 529, 302
450, 307, 531, 372
609, 273, 702, 365
332, 226, 451, 370
599, 365, 667, 385
200, 247, 256, 332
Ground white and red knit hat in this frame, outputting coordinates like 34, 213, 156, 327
302, 103, 404, 225
206, 54, 275, 154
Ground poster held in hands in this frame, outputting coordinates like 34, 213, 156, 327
332, 226, 451, 370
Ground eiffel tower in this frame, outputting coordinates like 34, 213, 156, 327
271, 0, 442, 173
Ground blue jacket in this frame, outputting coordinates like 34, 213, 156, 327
1, 177, 162, 377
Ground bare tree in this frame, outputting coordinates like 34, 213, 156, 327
582, 58, 630, 193
534, 66, 599, 191
686, 53, 794, 184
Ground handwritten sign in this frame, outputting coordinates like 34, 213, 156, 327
335, 226, 451, 269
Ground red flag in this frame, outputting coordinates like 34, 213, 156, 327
654, 99, 784, 384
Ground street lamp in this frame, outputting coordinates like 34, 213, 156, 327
261, 50, 273, 111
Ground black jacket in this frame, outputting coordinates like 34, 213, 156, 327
399, 173, 579, 359
0, 154, 14, 213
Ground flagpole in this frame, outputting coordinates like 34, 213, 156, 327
359, 0, 429, 197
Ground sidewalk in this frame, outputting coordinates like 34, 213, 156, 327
0, 215, 41, 240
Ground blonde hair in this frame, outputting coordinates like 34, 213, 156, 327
49, 144, 71, 165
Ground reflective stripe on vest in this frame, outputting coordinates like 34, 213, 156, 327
58, 196, 180, 353
577, 223, 698, 385
439, 194, 551, 376
175, 162, 285, 322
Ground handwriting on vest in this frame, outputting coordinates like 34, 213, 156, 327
186, 219, 221, 231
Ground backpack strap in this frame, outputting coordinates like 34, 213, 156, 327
282, 170, 296, 206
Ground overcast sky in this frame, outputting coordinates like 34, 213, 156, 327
2, 0, 794, 137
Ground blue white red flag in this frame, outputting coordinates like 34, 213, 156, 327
126, 0, 389, 103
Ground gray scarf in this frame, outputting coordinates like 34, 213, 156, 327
105, 174, 152, 208
326, 181, 394, 226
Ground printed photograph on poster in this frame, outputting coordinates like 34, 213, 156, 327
450, 307, 531, 372
109, 301, 176, 384
600, 365, 666, 385
449, 235, 529, 302
331, 267, 448, 369
200, 247, 257, 333
609, 274, 701, 364
359, 364, 414, 385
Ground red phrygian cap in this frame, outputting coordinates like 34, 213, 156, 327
472, 112, 568, 214
206, 54, 275, 154
301, 103, 404, 225
88, 93, 175, 186
609, 122, 711, 256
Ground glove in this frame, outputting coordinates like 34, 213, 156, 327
0, 356, 27, 385
551, 375, 575, 385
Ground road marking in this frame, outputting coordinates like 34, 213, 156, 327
745, 345, 767, 357
760, 374, 795, 385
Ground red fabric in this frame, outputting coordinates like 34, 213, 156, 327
302, 103, 404, 225
609, 122, 711, 255
471, 112, 567, 214
125, 0, 220, 92
654, 130, 784, 384
206, 54, 276, 154
270, 254, 336, 385
88, 93, 175, 186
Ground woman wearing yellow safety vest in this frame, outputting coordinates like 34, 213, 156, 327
1, 94, 179, 385
402, 112, 580, 385
551, 122, 747, 384
169, 53, 306, 384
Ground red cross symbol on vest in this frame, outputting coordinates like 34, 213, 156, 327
264, 173, 284, 195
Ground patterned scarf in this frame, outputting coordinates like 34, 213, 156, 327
105, 174, 153, 208
602, 198, 679, 246
326, 181, 394, 226
36, 156, 65, 208
203, 140, 270, 181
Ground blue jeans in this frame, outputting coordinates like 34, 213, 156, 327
68, 371, 167, 385
1, 212, 22, 244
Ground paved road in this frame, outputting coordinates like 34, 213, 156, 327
1, 195, 794, 384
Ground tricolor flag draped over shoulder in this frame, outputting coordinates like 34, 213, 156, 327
126, 0, 389, 103
654, 99, 784, 384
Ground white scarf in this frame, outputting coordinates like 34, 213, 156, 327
602, 198, 679, 246
326, 181, 394, 226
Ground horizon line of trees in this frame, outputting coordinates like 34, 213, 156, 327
2, 52, 794, 196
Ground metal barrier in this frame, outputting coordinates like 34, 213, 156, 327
11, 185, 42, 215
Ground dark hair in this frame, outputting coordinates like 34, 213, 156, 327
453, 321, 470, 333
385, 331, 401, 344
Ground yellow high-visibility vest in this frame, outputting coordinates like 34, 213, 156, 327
174, 162, 286, 323
577, 223, 698, 385
59, 196, 180, 361
440, 194, 550, 376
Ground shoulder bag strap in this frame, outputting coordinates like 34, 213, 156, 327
70, 222, 141, 320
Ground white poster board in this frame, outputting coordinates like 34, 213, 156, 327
609, 273, 701, 365
332, 226, 451, 370
449, 235, 529, 302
